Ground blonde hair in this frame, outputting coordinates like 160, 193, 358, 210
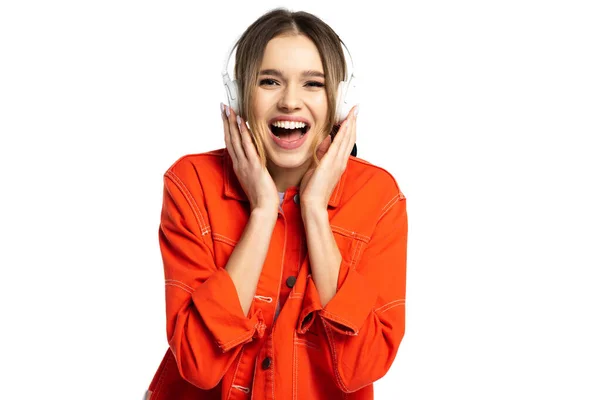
232, 8, 348, 168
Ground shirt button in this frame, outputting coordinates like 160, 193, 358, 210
293, 193, 300, 204
261, 357, 272, 370
286, 276, 297, 288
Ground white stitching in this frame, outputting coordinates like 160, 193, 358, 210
323, 321, 350, 392
354, 241, 365, 267
232, 385, 250, 393
354, 232, 370, 242
249, 348, 261, 400
212, 233, 238, 246
254, 295, 273, 303
374, 299, 405, 313
164, 279, 193, 291
376, 301, 406, 315
377, 193, 402, 223
349, 239, 360, 267
226, 347, 245, 399
165, 170, 210, 235
381, 193, 400, 212
320, 310, 359, 335
330, 224, 370, 242
330, 225, 355, 237
220, 329, 255, 352
165, 170, 204, 231
382, 194, 401, 213
291, 252, 308, 297
293, 331, 298, 400
271, 334, 276, 400
296, 234, 303, 276
164, 282, 192, 294
294, 339, 320, 351
272, 210, 288, 328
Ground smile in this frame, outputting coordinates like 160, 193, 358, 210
268, 122, 310, 150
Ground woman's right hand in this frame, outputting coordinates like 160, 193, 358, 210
221, 103, 280, 216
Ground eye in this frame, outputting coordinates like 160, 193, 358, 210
259, 79, 278, 86
259, 79, 325, 88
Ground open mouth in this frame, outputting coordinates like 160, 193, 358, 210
269, 122, 310, 141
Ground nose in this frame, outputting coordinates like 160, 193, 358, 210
277, 84, 302, 111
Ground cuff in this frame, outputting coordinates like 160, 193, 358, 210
318, 260, 378, 336
296, 274, 323, 334
193, 268, 266, 352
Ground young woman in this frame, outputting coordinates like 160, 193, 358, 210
145, 8, 408, 400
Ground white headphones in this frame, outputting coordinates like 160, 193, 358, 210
221, 36, 359, 125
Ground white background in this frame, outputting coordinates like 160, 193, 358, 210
1, 0, 599, 399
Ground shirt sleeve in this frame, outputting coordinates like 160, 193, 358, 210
311, 190, 408, 393
159, 162, 266, 390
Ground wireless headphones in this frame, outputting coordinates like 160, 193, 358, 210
221, 35, 358, 156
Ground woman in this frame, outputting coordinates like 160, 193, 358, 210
145, 8, 408, 400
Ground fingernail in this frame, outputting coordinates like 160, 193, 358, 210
236, 115, 241, 127
354, 105, 360, 117
220, 102, 224, 113
225, 105, 230, 117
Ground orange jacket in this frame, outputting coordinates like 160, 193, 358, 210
145, 148, 408, 399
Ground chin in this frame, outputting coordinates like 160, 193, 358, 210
266, 146, 312, 169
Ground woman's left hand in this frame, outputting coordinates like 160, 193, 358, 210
299, 105, 359, 210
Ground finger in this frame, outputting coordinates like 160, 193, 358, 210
332, 109, 353, 162
336, 106, 357, 165
321, 120, 347, 169
315, 134, 331, 160
331, 115, 350, 152
227, 106, 247, 164
335, 121, 352, 166
222, 103, 239, 162
237, 115, 259, 165
345, 106, 358, 157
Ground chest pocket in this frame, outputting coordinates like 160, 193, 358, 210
330, 224, 369, 270
211, 232, 237, 269
293, 320, 345, 399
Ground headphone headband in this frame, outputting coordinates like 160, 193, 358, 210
221, 36, 356, 83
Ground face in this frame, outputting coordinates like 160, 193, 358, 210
252, 34, 328, 171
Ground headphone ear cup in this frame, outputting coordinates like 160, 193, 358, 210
335, 80, 350, 124
335, 76, 358, 124
224, 78, 240, 115
334, 77, 359, 157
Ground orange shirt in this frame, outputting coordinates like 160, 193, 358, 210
145, 148, 408, 399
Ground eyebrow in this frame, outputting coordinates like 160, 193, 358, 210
259, 69, 325, 79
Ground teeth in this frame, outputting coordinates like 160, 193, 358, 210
270, 120, 309, 140
271, 120, 307, 129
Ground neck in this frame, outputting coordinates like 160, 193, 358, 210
267, 157, 312, 192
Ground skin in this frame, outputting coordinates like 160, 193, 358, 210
222, 33, 358, 306
253, 34, 329, 193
